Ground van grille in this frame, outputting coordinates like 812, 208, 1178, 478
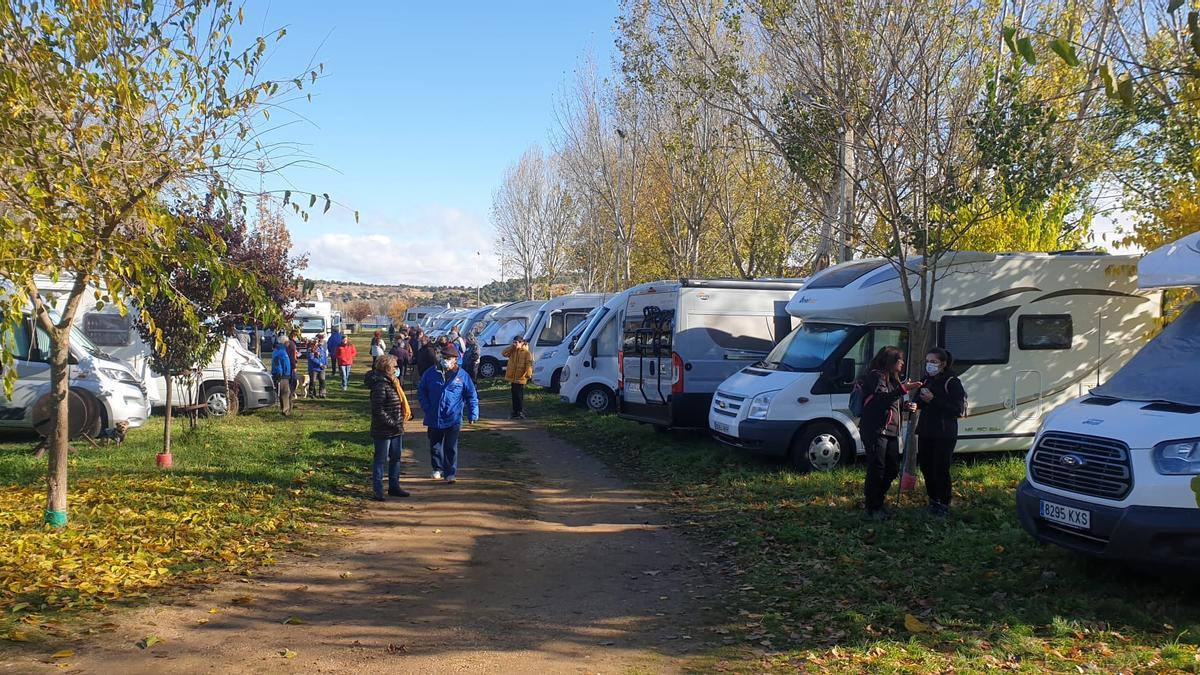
711, 391, 745, 418
1030, 431, 1132, 500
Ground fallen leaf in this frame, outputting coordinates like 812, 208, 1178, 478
137, 635, 161, 649
231, 595, 255, 605
208, 608, 219, 614
339, 572, 353, 579
51, 649, 75, 659
386, 643, 408, 654
904, 614, 929, 633
425, 566, 442, 571
7, 631, 29, 642
294, 585, 309, 592
282, 616, 307, 625
280, 648, 297, 659
10, 602, 30, 613
195, 618, 210, 625
432, 529, 442, 534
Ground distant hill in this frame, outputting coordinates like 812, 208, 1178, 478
304, 277, 582, 316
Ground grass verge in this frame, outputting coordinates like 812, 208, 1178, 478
0, 338, 381, 645
507, 383, 1200, 673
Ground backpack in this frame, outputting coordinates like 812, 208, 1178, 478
848, 379, 867, 417
944, 376, 968, 418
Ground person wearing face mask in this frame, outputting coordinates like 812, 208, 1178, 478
915, 347, 966, 518
859, 346, 923, 520
417, 343, 479, 483
365, 355, 413, 500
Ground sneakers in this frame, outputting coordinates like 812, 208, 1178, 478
388, 488, 411, 498
927, 502, 949, 518
445, 477, 457, 484
431, 470, 443, 480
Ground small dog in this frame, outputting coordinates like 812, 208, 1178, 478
97, 420, 130, 446
295, 373, 311, 399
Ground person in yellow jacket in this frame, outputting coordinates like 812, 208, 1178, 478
502, 336, 534, 419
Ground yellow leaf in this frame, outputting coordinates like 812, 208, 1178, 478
280, 648, 297, 659
339, 572, 352, 579
904, 614, 929, 633
51, 649, 75, 659
7, 631, 29, 642
282, 616, 306, 625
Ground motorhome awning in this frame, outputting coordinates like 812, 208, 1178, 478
1138, 230, 1200, 289
1092, 302, 1200, 406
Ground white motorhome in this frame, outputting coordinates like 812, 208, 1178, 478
532, 307, 600, 392
428, 309, 471, 338
460, 304, 503, 341
1017, 233, 1200, 566
619, 279, 805, 430
709, 252, 1160, 471
523, 293, 606, 390
558, 281, 673, 413
40, 277, 277, 416
475, 300, 545, 378
405, 305, 444, 326
292, 294, 333, 346
0, 309, 151, 435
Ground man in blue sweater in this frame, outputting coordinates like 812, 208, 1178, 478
417, 344, 479, 483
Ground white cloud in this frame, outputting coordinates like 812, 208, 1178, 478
293, 206, 501, 286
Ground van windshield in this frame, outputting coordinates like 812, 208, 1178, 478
523, 310, 547, 342
1092, 301, 1200, 406
571, 306, 611, 355
757, 323, 854, 372
299, 318, 326, 333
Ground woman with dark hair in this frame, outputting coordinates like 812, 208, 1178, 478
915, 347, 967, 517
860, 346, 922, 520
365, 354, 412, 500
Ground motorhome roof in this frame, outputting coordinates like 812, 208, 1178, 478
787, 251, 1145, 324
1138, 230, 1200, 289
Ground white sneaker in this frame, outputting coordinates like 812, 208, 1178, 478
431, 471, 443, 480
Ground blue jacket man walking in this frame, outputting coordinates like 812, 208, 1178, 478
306, 336, 329, 398
271, 338, 294, 416
417, 343, 479, 483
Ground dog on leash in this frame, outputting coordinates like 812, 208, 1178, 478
295, 372, 311, 399
96, 420, 130, 446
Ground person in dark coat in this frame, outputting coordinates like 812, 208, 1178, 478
365, 354, 412, 500
463, 336, 481, 381
915, 347, 967, 518
415, 337, 439, 378
859, 346, 921, 520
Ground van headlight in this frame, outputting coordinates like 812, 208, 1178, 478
561, 365, 571, 381
747, 390, 779, 420
1152, 438, 1200, 475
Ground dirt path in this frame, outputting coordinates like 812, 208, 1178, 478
3, 405, 722, 674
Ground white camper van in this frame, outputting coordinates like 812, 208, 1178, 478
710, 252, 1161, 472
406, 305, 444, 326
460, 304, 503, 341
558, 282, 673, 413
618, 279, 804, 430
533, 308, 599, 392
41, 278, 277, 416
0, 310, 151, 435
476, 300, 545, 378
523, 293, 606, 390
1016, 233, 1200, 566
292, 295, 333, 351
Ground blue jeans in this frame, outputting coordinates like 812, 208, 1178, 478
428, 425, 461, 480
372, 435, 403, 497
340, 364, 351, 389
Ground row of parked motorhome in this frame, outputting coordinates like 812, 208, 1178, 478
423, 239, 1200, 566
0, 275, 279, 438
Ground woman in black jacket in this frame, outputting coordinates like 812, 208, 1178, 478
366, 355, 412, 500
860, 346, 922, 520
915, 347, 966, 517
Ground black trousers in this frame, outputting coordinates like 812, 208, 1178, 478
511, 382, 525, 415
918, 435, 957, 506
863, 433, 900, 511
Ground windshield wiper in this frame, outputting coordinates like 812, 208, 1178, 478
757, 361, 796, 372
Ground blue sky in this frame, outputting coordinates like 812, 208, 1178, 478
246, 1, 619, 286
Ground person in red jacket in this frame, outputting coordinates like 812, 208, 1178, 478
334, 339, 358, 390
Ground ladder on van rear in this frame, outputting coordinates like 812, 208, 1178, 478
622, 306, 675, 408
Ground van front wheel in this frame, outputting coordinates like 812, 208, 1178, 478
790, 422, 852, 473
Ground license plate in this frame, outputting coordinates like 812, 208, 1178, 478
713, 421, 731, 434
1040, 499, 1090, 530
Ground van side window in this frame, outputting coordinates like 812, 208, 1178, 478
691, 314, 777, 353
1018, 315, 1072, 350
83, 312, 132, 347
941, 316, 1009, 364
9, 320, 51, 363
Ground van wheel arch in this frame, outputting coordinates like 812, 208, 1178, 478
788, 420, 855, 472
578, 384, 615, 413
549, 368, 563, 393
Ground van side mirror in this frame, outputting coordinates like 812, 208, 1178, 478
837, 358, 855, 383
588, 339, 598, 361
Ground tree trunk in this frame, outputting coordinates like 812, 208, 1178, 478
163, 372, 173, 456
44, 326, 71, 526
220, 337, 234, 417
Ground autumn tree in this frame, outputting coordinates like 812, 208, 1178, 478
345, 301, 374, 327
387, 298, 410, 327
0, 0, 319, 526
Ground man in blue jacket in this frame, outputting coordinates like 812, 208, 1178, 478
271, 337, 294, 417
326, 329, 344, 363
417, 343, 479, 483
306, 334, 329, 398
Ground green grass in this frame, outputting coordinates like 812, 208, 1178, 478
503, 383, 1200, 673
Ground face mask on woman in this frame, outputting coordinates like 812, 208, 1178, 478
925, 362, 941, 376
393, 368, 401, 379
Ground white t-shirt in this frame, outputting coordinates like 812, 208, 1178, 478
370, 343, 385, 357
